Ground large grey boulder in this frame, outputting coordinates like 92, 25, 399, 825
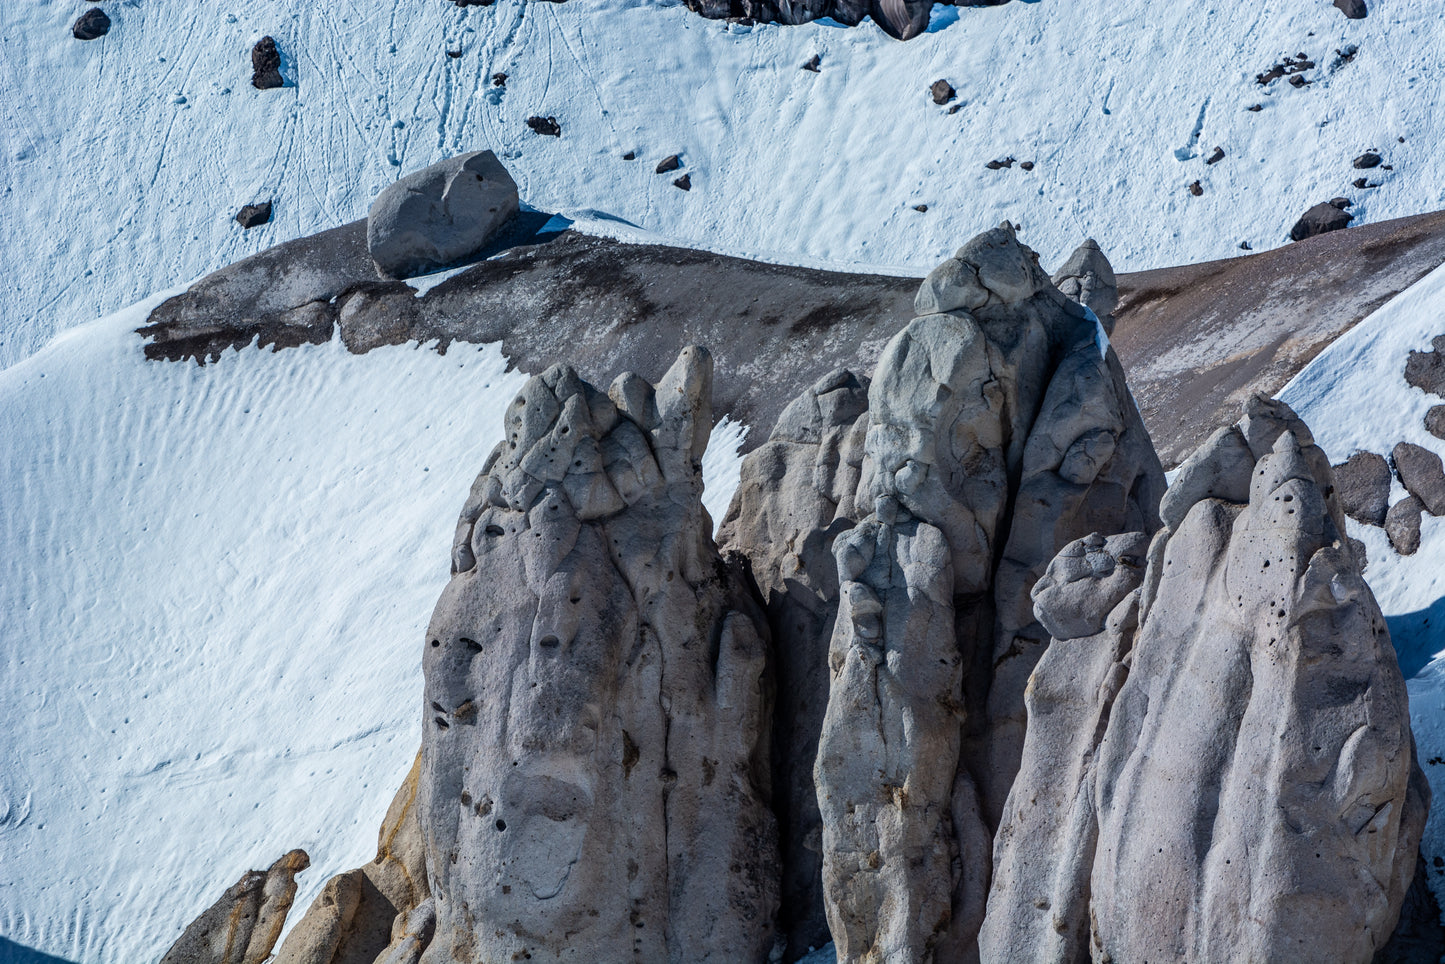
985, 398, 1427, 963
1050, 238, 1119, 335
160, 850, 311, 964
810, 223, 1164, 963
1334, 450, 1392, 526
367, 151, 519, 280
1393, 441, 1445, 516
716, 367, 870, 959
417, 348, 778, 963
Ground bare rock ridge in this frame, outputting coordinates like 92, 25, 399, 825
418, 347, 777, 962
161, 850, 310, 964
982, 397, 1428, 963
804, 223, 1165, 962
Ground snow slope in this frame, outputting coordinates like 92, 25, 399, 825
0, 298, 746, 962
1280, 259, 1445, 910
5, 0, 1445, 368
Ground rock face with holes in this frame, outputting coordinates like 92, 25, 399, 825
270, 753, 431, 964
417, 348, 777, 963
160, 850, 311, 964
1050, 239, 1119, 335
367, 151, 520, 281
809, 223, 1164, 963
982, 397, 1427, 963
716, 367, 870, 959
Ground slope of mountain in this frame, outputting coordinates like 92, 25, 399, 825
5, 0, 1444, 369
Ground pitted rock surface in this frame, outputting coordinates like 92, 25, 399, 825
716, 367, 870, 959
367, 151, 519, 280
418, 348, 777, 963
986, 398, 1426, 963
812, 223, 1163, 963
160, 850, 311, 964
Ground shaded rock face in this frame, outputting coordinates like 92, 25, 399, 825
1290, 199, 1355, 242
72, 8, 111, 40
681, 0, 1007, 39
1050, 238, 1118, 335
805, 223, 1164, 963
161, 850, 310, 964
716, 368, 870, 959
1335, 450, 1392, 526
984, 397, 1428, 964
1394, 441, 1445, 516
418, 348, 778, 963
367, 151, 520, 281
272, 753, 431, 964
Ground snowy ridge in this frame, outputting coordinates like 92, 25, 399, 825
5, 0, 1445, 368
0, 300, 746, 962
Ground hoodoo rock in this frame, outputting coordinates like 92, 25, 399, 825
983, 397, 1428, 963
807, 223, 1164, 962
417, 348, 778, 962
160, 850, 311, 964
1050, 238, 1118, 334
366, 151, 519, 281
717, 367, 871, 958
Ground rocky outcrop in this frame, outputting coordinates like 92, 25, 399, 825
366, 152, 520, 281
1050, 239, 1118, 335
681, 0, 1008, 40
251, 37, 284, 90
716, 368, 869, 959
160, 850, 310, 964
271, 753, 430, 964
72, 8, 111, 41
983, 397, 1428, 963
808, 223, 1164, 962
418, 348, 777, 962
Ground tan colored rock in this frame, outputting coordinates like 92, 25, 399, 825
160, 850, 310, 964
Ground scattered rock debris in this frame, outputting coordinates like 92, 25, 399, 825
492, 72, 507, 87
1247, 103, 1264, 112
801, 54, 821, 72
1206, 146, 1225, 165
913, 204, 928, 213
1188, 180, 1203, 197
656, 154, 681, 175
1334, 44, 1360, 66
526, 116, 561, 137
446, 48, 463, 58
985, 157, 1016, 170
235, 202, 273, 229
1239, 241, 1252, 250
622, 151, 636, 161
673, 174, 691, 191
1256, 54, 1314, 86
947, 104, 963, 115
1288, 74, 1311, 88
1353, 151, 1383, 169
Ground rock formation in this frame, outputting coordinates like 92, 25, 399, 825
1290, 199, 1355, 242
160, 850, 310, 964
72, 8, 111, 41
251, 37, 284, 90
716, 368, 870, 958
1050, 239, 1118, 335
679, 0, 1008, 39
803, 223, 1164, 962
270, 753, 430, 964
982, 397, 1428, 963
1334, 450, 1392, 526
366, 152, 520, 280
417, 348, 778, 962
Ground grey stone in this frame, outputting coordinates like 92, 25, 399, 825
1355, 152, 1385, 169
1387, 496, 1424, 556
1404, 336, 1445, 397
1050, 238, 1118, 334
235, 202, 272, 229
160, 850, 310, 964
930, 79, 956, 105
1425, 405, 1445, 441
1334, 450, 1391, 526
1393, 441, 1445, 515
251, 37, 283, 90
1335, 0, 1367, 17
716, 367, 869, 960
987, 399, 1426, 963
366, 151, 520, 280
418, 348, 778, 963
656, 154, 682, 174
813, 225, 1163, 962
273, 752, 430, 964
1290, 201, 1355, 242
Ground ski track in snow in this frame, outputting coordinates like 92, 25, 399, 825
5, 0, 1445, 370
0, 294, 748, 962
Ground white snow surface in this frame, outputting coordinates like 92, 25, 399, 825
5, 0, 1445, 368
0, 298, 747, 962
1280, 258, 1445, 911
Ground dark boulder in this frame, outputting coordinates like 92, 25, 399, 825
1387, 496, 1424, 556
1334, 0, 1367, 18
1354, 151, 1384, 169
931, 79, 956, 104
1404, 335, 1445, 396
1425, 405, 1445, 441
1332, 451, 1391, 526
525, 115, 561, 136
72, 9, 111, 40
251, 37, 284, 90
235, 202, 273, 229
656, 154, 681, 174
1289, 200, 1354, 242
1393, 442, 1445, 516
673, 174, 692, 191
